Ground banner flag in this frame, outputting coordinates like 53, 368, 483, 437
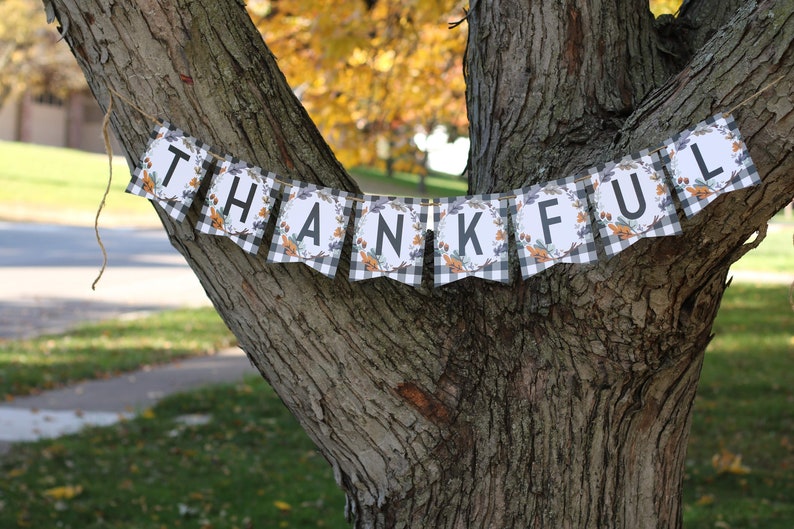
195, 156, 278, 254
662, 113, 760, 218
266, 180, 352, 279
349, 196, 428, 286
433, 195, 510, 287
510, 175, 597, 279
126, 121, 214, 222
587, 149, 681, 258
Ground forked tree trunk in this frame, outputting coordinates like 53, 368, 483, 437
46, 0, 793, 527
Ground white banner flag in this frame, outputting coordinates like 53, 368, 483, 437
349, 196, 428, 286
195, 156, 278, 254
126, 121, 213, 222
510, 175, 597, 279
433, 195, 510, 286
663, 113, 760, 218
266, 180, 352, 279
587, 149, 681, 258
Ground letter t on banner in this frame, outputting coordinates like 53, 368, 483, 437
266, 180, 352, 279
126, 121, 214, 222
509, 175, 597, 279
433, 195, 510, 287
586, 148, 681, 258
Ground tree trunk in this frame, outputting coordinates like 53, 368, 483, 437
46, 0, 794, 527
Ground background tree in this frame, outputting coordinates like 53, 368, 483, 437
248, 0, 468, 175
0, 0, 84, 106
44, 0, 792, 528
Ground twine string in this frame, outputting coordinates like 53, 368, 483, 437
92, 90, 115, 290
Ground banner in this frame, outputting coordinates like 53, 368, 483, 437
126, 121, 214, 222
663, 113, 760, 217
350, 196, 428, 286
196, 156, 278, 254
510, 175, 597, 279
125, 113, 761, 287
586, 148, 681, 258
266, 180, 353, 279
433, 195, 510, 286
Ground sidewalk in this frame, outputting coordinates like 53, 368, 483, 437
0, 222, 257, 454
0, 347, 255, 454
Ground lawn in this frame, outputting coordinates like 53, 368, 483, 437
0, 308, 237, 398
0, 284, 791, 528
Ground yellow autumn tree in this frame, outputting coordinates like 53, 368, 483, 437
0, 0, 85, 106
248, 0, 468, 174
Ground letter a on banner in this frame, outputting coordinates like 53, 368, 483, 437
195, 156, 279, 254
433, 195, 510, 287
662, 113, 760, 218
349, 196, 428, 286
126, 121, 214, 222
586, 148, 681, 258
267, 180, 352, 279
510, 175, 597, 279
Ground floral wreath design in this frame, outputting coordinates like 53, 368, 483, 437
274, 186, 347, 261
205, 162, 273, 237
667, 119, 749, 201
513, 181, 591, 263
591, 157, 673, 241
139, 128, 204, 203
435, 197, 507, 273
353, 198, 425, 273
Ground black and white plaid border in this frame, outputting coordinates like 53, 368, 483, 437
195, 155, 279, 255
349, 196, 428, 287
433, 194, 510, 287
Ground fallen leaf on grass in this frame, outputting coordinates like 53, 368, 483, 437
42, 484, 83, 500
711, 449, 751, 475
273, 500, 292, 512
695, 494, 714, 506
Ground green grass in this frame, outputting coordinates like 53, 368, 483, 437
0, 141, 158, 227
730, 223, 794, 275
0, 284, 791, 528
0, 376, 348, 529
349, 166, 468, 198
0, 309, 237, 398
682, 283, 794, 528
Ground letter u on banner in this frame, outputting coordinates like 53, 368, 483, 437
266, 180, 352, 279
510, 175, 597, 279
125, 121, 214, 222
433, 194, 510, 287
349, 196, 428, 286
586, 148, 681, 258
195, 156, 278, 254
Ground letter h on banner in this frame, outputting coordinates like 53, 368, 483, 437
126, 121, 214, 222
195, 156, 279, 254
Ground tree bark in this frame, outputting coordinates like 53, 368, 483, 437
46, 0, 793, 527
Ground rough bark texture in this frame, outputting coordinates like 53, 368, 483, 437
46, 0, 793, 527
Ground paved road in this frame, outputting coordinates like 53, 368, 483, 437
0, 222, 212, 339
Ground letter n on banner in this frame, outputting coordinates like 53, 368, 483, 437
662, 113, 760, 218
126, 121, 214, 222
434, 195, 509, 287
195, 156, 279, 254
586, 149, 681, 258
509, 175, 597, 279
349, 196, 428, 286
266, 180, 352, 279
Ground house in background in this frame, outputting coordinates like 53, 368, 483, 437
0, 90, 118, 153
